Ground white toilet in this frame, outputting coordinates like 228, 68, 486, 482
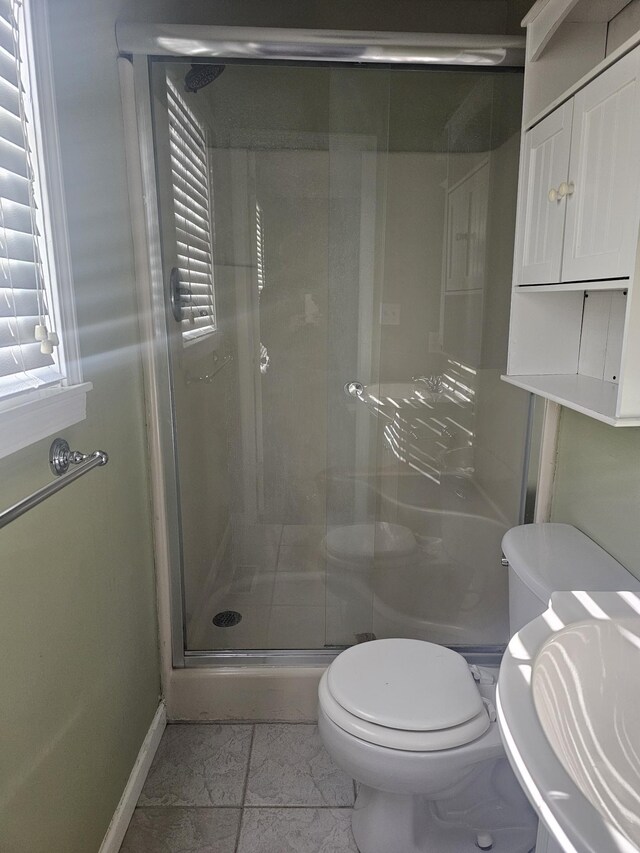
318, 523, 640, 853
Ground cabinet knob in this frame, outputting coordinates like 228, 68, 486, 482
548, 187, 558, 202
558, 181, 575, 198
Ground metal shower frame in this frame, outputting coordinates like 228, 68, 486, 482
120, 25, 533, 670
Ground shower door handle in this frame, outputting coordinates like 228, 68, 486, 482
344, 381, 364, 398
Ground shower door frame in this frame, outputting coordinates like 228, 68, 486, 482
121, 29, 533, 672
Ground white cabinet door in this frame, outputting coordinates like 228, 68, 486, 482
563, 46, 640, 282
515, 101, 573, 285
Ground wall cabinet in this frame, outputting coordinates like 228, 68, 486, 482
505, 36, 640, 426
516, 102, 573, 285
515, 46, 640, 287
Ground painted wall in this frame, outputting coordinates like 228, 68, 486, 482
551, 408, 640, 579
0, 1, 160, 852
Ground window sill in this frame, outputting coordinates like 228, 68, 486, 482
0, 382, 93, 461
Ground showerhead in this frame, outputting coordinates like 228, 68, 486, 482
184, 64, 225, 93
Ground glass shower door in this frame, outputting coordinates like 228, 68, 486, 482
324, 69, 528, 649
322, 68, 391, 646
150, 60, 390, 652
149, 58, 527, 657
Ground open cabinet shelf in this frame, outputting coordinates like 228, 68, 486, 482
515, 279, 628, 293
502, 373, 640, 426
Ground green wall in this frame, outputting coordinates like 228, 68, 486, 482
551, 407, 640, 578
0, 1, 160, 851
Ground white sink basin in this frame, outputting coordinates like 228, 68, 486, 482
534, 617, 640, 850
497, 591, 640, 853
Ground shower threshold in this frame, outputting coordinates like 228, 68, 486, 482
182, 645, 507, 668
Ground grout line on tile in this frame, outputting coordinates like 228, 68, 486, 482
132, 804, 354, 811
242, 724, 256, 807
234, 724, 256, 852
166, 719, 318, 725
236, 807, 246, 853
133, 805, 245, 811
241, 804, 355, 810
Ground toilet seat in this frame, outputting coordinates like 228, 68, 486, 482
324, 522, 417, 566
320, 639, 490, 752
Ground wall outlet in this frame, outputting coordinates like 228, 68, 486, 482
381, 303, 401, 325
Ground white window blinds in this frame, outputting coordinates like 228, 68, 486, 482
256, 200, 265, 295
0, 0, 62, 400
166, 75, 216, 342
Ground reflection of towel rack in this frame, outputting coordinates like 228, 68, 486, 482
185, 354, 233, 385
0, 438, 109, 530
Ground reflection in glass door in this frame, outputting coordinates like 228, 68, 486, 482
150, 59, 529, 656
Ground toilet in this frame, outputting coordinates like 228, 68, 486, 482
318, 523, 640, 853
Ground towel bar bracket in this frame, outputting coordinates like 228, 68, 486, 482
49, 437, 108, 475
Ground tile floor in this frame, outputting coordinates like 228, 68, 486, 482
120, 722, 359, 853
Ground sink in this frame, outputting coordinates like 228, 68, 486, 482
497, 591, 640, 853
534, 617, 640, 850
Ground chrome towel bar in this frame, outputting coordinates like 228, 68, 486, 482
0, 437, 109, 530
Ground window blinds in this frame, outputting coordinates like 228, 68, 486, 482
166, 76, 216, 342
0, 0, 61, 400
256, 201, 265, 295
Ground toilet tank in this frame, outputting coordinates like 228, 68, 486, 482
502, 523, 640, 634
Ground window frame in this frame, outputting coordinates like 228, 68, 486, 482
0, 0, 90, 460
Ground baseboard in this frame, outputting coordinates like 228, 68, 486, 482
98, 701, 167, 853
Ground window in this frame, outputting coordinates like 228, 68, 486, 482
166, 75, 217, 344
0, 0, 88, 459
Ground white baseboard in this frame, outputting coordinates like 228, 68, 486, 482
98, 701, 167, 853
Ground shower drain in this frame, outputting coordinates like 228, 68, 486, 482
212, 610, 243, 628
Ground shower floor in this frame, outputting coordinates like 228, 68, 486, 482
188, 524, 338, 650
187, 519, 509, 651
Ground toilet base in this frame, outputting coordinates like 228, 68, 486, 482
351, 758, 537, 853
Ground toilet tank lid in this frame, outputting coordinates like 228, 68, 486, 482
502, 523, 640, 604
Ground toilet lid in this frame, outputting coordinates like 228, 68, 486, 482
325, 523, 417, 563
327, 639, 484, 731
319, 671, 490, 751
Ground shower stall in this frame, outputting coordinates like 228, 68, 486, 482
119, 25, 538, 680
